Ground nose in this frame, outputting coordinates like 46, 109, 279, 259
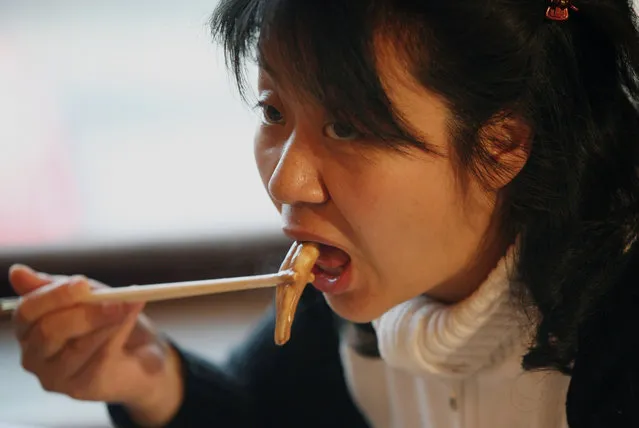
267, 129, 328, 207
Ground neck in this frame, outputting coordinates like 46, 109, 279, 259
426, 234, 512, 304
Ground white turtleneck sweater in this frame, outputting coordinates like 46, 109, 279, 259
339, 250, 571, 428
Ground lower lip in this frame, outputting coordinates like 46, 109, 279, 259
311, 261, 352, 295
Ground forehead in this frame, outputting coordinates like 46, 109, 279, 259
245, 5, 450, 152
256, 34, 420, 99
373, 39, 451, 133
211, 0, 444, 150
255, 42, 324, 104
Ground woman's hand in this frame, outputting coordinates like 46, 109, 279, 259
9, 265, 185, 426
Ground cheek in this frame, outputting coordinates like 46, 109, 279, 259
335, 157, 496, 319
365, 163, 459, 265
347, 158, 460, 244
373, 167, 492, 265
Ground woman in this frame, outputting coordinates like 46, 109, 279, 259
9, 0, 639, 427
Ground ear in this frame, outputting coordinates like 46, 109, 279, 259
480, 113, 532, 189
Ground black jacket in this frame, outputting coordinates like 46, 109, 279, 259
108, 250, 639, 428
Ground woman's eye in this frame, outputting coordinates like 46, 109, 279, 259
258, 103, 285, 125
323, 122, 360, 141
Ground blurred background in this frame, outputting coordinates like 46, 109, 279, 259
0, 0, 279, 248
0, 0, 291, 298
0, 2, 287, 425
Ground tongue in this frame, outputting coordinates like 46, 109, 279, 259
316, 244, 350, 268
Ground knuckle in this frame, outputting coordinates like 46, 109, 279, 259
64, 338, 93, 361
60, 337, 92, 362
33, 320, 53, 343
32, 278, 66, 297
41, 342, 58, 359
27, 317, 65, 358
43, 279, 80, 308
66, 337, 84, 354
55, 282, 76, 304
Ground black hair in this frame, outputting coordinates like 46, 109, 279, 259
209, 0, 639, 375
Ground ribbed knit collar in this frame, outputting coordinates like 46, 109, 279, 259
371, 247, 524, 379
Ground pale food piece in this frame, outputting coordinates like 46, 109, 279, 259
274, 242, 320, 345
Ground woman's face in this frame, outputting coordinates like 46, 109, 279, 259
254, 47, 504, 323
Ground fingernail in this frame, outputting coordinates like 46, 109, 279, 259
36, 271, 52, 280
102, 302, 124, 317
8, 264, 34, 278
9, 263, 31, 273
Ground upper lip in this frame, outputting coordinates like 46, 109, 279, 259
282, 227, 347, 253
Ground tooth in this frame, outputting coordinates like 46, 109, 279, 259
274, 242, 320, 345
319, 265, 343, 276
316, 260, 345, 276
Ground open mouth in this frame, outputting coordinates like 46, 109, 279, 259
311, 243, 352, 294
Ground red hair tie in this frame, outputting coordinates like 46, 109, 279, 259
546, 0, 579, 21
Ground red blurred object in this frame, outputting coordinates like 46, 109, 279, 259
0, 39, 80, 245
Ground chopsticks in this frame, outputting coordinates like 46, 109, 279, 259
0, 270, 296, 314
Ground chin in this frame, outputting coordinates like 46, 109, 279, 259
322, 290, 388, 324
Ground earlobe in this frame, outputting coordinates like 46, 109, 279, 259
481, 114, 532, 189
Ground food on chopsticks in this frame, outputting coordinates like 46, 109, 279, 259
274, 242, 320, 345
1, 241, 321, 347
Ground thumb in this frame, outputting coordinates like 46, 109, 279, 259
108, 302, 146, 351
8, 264, 54, 295
134, 343, 167, 375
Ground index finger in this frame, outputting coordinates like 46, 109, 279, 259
8, 265, 67, 296
13, 276, 92, 338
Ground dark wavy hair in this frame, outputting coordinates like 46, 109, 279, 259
209, 0, 639, 383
